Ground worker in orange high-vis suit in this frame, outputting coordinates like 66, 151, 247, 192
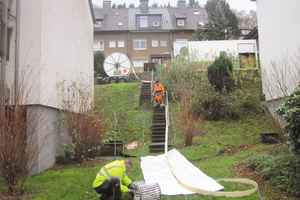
153, 80, 165, 108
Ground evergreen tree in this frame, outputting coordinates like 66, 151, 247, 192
205, 0, 239, 39
194, 23, 205, 41
203, 2, 231, 40
188, 0, 199, 7
94, 52, 106, 77
151, 1, 159, 7
207, 52, 234, 93
129, 3, 134, 8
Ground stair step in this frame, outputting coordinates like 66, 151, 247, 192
152, 138, 166, 143
152, 127, 166, 131
153, 116, 165, 119
149, 143, 165, 148
149, 143, 172, 153
152, 135, 166, 140
153, 119, 166, 123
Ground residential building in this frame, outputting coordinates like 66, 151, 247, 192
94, 0, 208, 72
252, 0, 300, 116
239, 27, 253, 39
0, 0, 95, 175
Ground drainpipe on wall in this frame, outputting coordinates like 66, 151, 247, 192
1, 0, 8, 99
15, 0, 20, 103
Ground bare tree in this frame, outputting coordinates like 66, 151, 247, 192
0, 69, 54, 196
151, 1, 159, 7
232, 9, 257, 29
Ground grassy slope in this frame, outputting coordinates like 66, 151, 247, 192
0, 83, 295, 199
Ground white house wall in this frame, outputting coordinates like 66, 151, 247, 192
256, 0, 300, 101
187, 40, 257, 64
14, 0, 95, 175
19, 0, 94, 108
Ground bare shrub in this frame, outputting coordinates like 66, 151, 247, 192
0, 71, 53, 196
262, 49, 300, 140
57, 78, 109, 163
175, 87, 207, 146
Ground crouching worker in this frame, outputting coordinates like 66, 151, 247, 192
93, 159, 135, 200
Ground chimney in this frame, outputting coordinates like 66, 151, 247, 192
140, 0, 149, 13
178, 0, 186, 12
103, 0, 111, 14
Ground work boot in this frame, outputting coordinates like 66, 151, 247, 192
155, 104, 160, 108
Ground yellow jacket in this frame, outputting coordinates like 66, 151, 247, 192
93, 160, 132, 192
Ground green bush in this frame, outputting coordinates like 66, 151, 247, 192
245, 152, 300, 197
207, 53, 234, 93
55, 150, 73, 165
156, 54, 263, 121
94, 51, 106, 77
276, 84, 300, 154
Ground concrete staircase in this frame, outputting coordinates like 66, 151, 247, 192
149, 106, 170, 153
138, 80, 171, 153
139, 82, 152, 108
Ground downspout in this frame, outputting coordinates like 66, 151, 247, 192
15, 0, 20, 103
1, 0, 8, 98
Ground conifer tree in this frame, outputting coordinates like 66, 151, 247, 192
194, 23, 205, 41
205, 0, 239, 39
203, 2, 231, 40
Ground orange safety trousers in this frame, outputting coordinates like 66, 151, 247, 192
155, 94, 163, 106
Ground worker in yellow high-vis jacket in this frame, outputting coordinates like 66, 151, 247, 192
93, 159, 134, 200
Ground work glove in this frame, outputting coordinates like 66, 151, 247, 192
129, 190, 135, 196
128, 183, 134, 189
153, 93, 155, 96
162, 93, 165, 96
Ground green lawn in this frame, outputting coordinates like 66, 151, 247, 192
0, 83, 296, 200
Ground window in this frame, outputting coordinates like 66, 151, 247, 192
93, 41, 104, 51
140, 16, 148, 27
93, 42, 99, 51
118, 40, 124, 47
177, 19, 185, 26
152, 58, 162, 65
153, 21, 159, 27
94, 20, 102, 27
160, 40, 167, 47
133, 59, 148, 67
99, 41, 104, 50
109, 41, 116, 48
198, 21, 205, 26
134, 40, 147, 50
242, 30, 251, 35
193, 10, 200, 15
152, 40, 158, 47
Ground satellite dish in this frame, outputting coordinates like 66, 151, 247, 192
103, 52, 131, 77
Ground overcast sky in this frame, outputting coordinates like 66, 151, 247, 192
91, 0, 256, 12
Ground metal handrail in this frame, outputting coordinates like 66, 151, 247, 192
150, 70, 154, 105
165, 91, 169, 147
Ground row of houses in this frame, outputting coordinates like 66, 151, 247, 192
93, 0, 208, 72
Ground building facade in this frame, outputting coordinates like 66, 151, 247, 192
94, 0, 208, 72
0, 0, 95, 175
253, 0, 300, 116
